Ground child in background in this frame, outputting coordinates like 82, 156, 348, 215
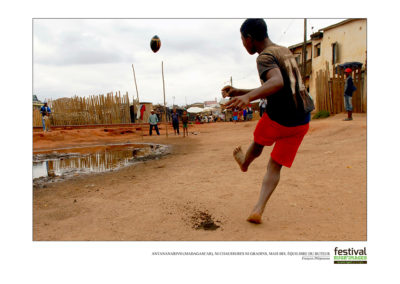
171, 108, 180, 135
233, 109, 238, 123
181, 110, 189, 137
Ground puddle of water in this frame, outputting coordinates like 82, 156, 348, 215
33, 143, 168, 180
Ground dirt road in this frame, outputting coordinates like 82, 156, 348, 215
33, 113, 366, 241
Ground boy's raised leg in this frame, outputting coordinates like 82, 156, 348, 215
233, 141, 264, 172
247, 157, 282, 224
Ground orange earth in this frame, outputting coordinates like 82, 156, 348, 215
33, 113, 366, 241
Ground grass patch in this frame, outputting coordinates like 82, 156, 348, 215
312, 110, 330, 119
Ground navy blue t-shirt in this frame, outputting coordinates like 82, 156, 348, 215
344, 76, 356, 97
171, 113, 179, 123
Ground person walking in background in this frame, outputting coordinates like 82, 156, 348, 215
247, 106, 253, 121
243, 108, 248, 121
171, 108, 180, 135
343, 68, 356, 121
40, 101, 51, 132
259, 98, 267, 117
181, 110, 189, 137
148, 109, 160, 136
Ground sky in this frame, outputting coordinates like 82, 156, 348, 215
33, 18, 346, 106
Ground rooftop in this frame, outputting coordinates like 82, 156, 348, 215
318, 19, 365, 32
288, 40, 312, 50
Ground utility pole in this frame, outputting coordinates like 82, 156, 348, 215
132, 64, 140, 103
132, 64, 143, 139
230, 76, 233, 86
302, 18, 307, 82
162, 61, 168, 137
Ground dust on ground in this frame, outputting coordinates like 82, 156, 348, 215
33, 113, 366, 241
190, 210, 221, 231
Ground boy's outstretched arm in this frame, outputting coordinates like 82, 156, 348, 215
224, 68, 284, 110
221, 86, 256, 98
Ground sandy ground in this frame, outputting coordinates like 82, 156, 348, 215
33, 113, 366, 241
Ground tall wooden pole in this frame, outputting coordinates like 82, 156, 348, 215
132, 64, 144, 139
132, 64, 140, 102
302, 18, 307, 82
230, 76, 233, 86
162, 61, 168, 137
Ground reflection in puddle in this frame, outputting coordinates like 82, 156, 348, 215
33, 143, 168, 179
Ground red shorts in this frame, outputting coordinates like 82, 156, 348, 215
253, 113, 309, 168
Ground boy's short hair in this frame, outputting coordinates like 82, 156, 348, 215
240, 18, 268, 41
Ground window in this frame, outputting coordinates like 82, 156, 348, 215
314, 43, 321, 57
332, 42, 339, 64
295, 55, 300, 65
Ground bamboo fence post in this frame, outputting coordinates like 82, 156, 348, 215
318, 71, 321, 111
332, 64, 337, 114
325, 61, 332, 113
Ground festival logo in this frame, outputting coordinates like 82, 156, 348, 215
333, 247, 367, 264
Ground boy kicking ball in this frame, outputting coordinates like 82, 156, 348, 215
222, 19, 314, 224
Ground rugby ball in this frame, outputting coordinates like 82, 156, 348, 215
150, 35, 161, 53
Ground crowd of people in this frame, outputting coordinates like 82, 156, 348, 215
147, 107, 236, 137
38, 103, 260, 135
148, 108, 191, 137
232, 106, 254, 123
147, 106, 260, 136
195, 114, 218, 123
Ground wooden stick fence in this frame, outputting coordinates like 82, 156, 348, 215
315, 61, 365, 114
33, 108, 43, 128
315, 61, 333, 113
42, 91, 131, 126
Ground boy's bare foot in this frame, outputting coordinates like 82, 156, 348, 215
233, 146, 248, 172
247, 212, 262, 224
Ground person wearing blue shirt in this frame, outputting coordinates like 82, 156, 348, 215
171, 108, 180, 135
40, 102, 51, 132
148, 109, 160, 136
